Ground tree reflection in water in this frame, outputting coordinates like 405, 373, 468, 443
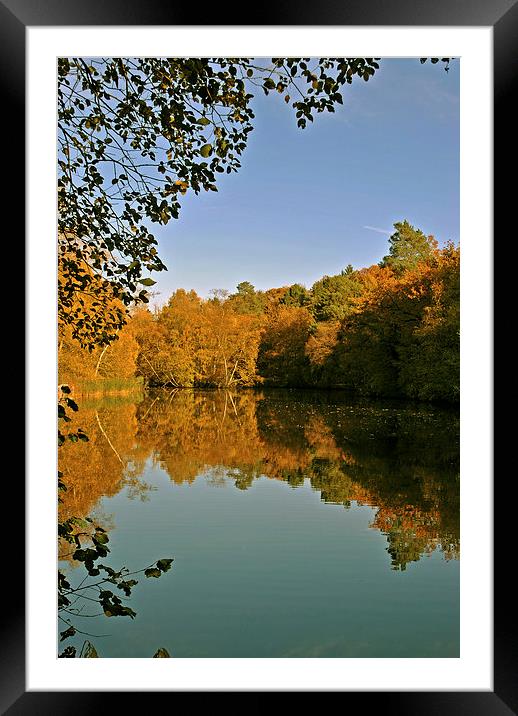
60, 389, 459, 571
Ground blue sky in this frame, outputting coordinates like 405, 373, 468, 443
149, 58, 459, 304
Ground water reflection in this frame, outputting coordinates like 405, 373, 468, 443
59, 389, 459, 571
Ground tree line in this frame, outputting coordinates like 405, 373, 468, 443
59, 220, 459, 403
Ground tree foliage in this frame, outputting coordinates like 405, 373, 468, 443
257, 305, 313, 386
379, 220, 438, 275
61, 223, 459, 402
58, 56, 384, 345
228, 281, 266, 315
70, 390, 459, 572
131, 288, 263, 388
58, 56, 451, 349
337, 240, 459, 399
310, 270, 363, 321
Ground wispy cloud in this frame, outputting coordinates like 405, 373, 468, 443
363, 225, 392, 236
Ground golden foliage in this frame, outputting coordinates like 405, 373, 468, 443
64, 390, 459, 570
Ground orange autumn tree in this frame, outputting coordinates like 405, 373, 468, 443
58, 250, 139, 390
397, 242, 460, 401
333, 241, 459, 400
197, 298, 264, 387
149, 290, 201, 387
133, 289, 264, 388
58, 236, 127, 351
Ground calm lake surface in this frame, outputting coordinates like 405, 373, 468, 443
59, 389, 460, 658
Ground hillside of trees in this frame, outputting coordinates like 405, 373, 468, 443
59, 220, 460, 403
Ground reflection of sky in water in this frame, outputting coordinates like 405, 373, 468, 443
59, 390, 459, 658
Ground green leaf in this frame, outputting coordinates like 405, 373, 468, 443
59, 626, 76, 642
73, 548, 97, 563
197, 117, 210, 126
157, 558, 174, 572
199, 144, 212, 158
144, 567, 162, 578
139, 278, 156, 286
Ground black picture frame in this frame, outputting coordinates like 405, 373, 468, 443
10, 0, 503, 711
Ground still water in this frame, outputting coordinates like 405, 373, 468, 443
59, 389, 460, 657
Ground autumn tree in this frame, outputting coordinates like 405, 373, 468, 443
132, 289, 265, 388
133, 290, 202, 388
334, 238, 459, 401
58, 258, 140, 388
397, 243, 460, 401
198, 299, 263, 387
262, 286, 291, 311
154, 289, 202, 386
99, 328, 140, 379
305, 321, 341, 385
58, 247, 128, 351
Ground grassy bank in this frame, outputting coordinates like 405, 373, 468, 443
61, 376, 144, 398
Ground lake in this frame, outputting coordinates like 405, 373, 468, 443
59, 388, 460, 658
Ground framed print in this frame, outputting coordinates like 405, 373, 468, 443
9, 0, 506, 710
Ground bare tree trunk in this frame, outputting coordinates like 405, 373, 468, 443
166, 371, 179, 388
228, 354, 241, 386
95, 343, 110, 377
141, 353, 164, 384
222, 353, 229, 386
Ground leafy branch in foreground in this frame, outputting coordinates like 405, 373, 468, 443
419, 57, 452, 71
